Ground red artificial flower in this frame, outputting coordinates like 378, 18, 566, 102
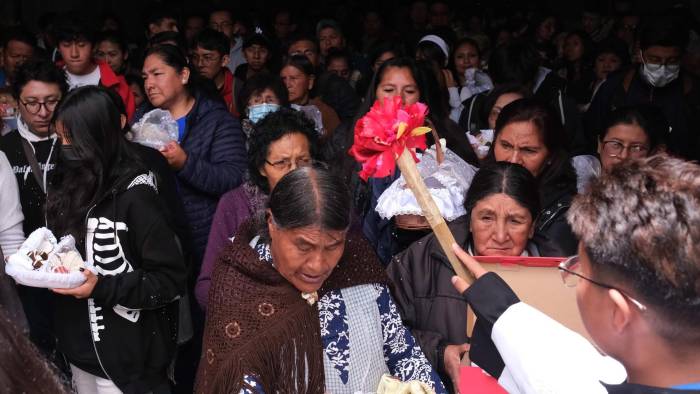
349, 96, 431, 181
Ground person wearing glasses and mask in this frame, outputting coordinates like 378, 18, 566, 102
449, 154, 700, 393
597, 104, 668, 173
0, 59, 68, 358
195, 108, 318, 310
586, 16, 700, 162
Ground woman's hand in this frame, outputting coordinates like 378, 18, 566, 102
442, 69, 457, 88
444, 343, 470, 393
451, 243, 488, 294
52, 269, 97, 299
160, 141, 188, 170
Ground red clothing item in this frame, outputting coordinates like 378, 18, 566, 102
219, 68, 239, 117
96, 60, 136, 121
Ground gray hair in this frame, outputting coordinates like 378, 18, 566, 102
568, 154, 700, 343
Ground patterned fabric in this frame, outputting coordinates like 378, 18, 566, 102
243, 242, 446, 393
126, 172, 157, 192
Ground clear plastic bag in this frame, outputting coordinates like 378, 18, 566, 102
130, 109, 179, 149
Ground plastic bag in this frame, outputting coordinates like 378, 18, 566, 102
130, 109, 179, 149
6, 228, 95, 289
466, 129, 494, 159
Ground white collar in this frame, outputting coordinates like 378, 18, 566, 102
16, 116, 56, 142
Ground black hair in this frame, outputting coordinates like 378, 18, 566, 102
95, 29, 128, 54
283, 54, 316, 77
144, 44, 216, 99
639, 15, 688, 50
478, 83, 531, 131
237, 73, 289, 116
208, 7, 233, 21
144, 8, 179, 29
52, 14, 97, 44
12, 58, 68, 100
1, 27, 37, 50
416, 38, 447, 67
486, 98, 576, 196
192, 29, 230, 56
593, 38, 630, 67
488, 41, 541, 87
248, 107, 319, 193
325, 48, 351, 67
243, 34, 272, 51
464, 161, 540, 222
287, 33, 319, 54
124, 73, 145, 95
600, 104, 669, 152
357, 57, 478, 166
148, 31, 188, 51
367, 40, 405, 67
268, 164, 351, 232
46, 86, 144, 250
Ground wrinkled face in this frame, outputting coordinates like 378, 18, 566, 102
17, 81, 62, 137
95, 40, 127, 74
244, 44, 270, 71
58, 40, 94, 75
247, 88, 280, 107
142, 54, 190, 110
260, 132, 312, 190
288, 40, 319, 68
281, 65, 313, 104
327, 57, 350, 80
269, 223, 347, 293
150, 17, 179, 36
375, 66, 419, 105
494, 121, 550, 177
3, 40, 34, 80
373, 51, 396, 73
454, 42, 480, 75
594, 53, 622, 81
184, 16, 205, 42
318, 27, 344, 57
191, 46, 227, 80
487, 93, 523, 130
598, 122, 651, 172
537, 17, 556, 42
564, 35, 584, 62
209, 11, 234, 40
129, 82, 145, 108
470, 193, 534, 256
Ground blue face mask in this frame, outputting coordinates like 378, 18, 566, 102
247, 103, 281, 124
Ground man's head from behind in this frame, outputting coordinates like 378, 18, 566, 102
568, 154, 700, 374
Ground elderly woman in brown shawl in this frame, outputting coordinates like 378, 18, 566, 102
196, 165, 446, 394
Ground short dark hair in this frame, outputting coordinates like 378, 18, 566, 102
148, 31, 187, 51
12, 59, 68, 99
601, 104, 669, 152
192, 29, 230, 56
465, 161, 540, 221
268, 164, 351, 232
95, 30, 128, 54
487, 98, 576, 192
568, 154, 700, 345
283, 54, 315, 77
288, 34, 319, 54
145, 8, 179, 28
53, 14, 96, 44
248, 107, 319, 193
325, 48, 351, 67
638, 16, 688, 50
1, 27, 37, 50
243, 34, 272, 51
237, 73, 289, 116
488, 41, 541, 86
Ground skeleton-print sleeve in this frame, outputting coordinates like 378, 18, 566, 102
90, 182, 187, 309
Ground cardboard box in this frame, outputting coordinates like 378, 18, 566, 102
467, 256, 590, 341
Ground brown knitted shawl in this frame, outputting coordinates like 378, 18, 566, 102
195, 218, 387, 394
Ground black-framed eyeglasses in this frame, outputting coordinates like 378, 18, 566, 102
558, 255, 647, 311
20, 99, 60, 115
265, 156, 313, 171
601, 140, 649, 159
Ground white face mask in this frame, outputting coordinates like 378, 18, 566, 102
640, 50, 680, 87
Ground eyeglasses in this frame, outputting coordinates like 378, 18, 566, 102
265, 157, 313, 171
20, 99, 60, 115
558, 255, 647, 311
601, 140, 649, 158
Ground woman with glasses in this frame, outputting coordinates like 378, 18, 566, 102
195, 108, 318, 310
597, 104, 668, 172
450, 154, 700, 393
388, 162, 541, 392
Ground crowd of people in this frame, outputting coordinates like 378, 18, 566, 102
0, 1, 699, 393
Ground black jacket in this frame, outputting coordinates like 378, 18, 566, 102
387, 216, 540, 384
534, 180, 578, 257
52, 171, 187, 393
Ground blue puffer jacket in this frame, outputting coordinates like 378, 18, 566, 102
177, 92, 247, 267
